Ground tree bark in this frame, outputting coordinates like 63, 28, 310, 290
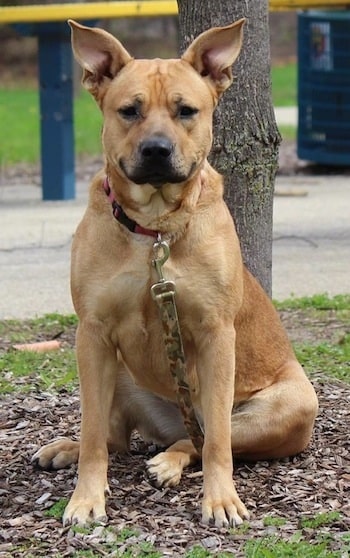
177, 0, 280, 296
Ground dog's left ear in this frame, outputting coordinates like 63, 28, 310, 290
182, 19, 245, 97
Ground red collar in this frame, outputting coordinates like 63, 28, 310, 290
103, 177, 158, 238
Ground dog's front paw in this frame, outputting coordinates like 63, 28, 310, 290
32, 438, 79, 470
202, 481, 249, 528
146, 451, 187, 487
63, 484, 110, 526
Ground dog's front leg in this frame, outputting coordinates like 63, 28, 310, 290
198, 326, 249, 527
63, 325, 116, 526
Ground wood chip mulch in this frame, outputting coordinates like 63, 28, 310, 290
1, 374, 349, 557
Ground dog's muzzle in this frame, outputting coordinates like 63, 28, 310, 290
121, 135, 189, 188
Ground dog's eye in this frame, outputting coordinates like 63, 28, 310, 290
178, 105, 199, 119
118, 105, 139, 120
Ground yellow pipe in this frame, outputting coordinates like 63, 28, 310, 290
0, 0, 348, 24
0, 2, 178, 24
270, 0, 349, 9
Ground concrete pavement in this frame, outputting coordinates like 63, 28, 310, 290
0, 172, 349, 319
274, 106, 297, 126
273, 174, 350, 300
0, 182, 86, 319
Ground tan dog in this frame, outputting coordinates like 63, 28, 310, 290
33, 19, 318, 528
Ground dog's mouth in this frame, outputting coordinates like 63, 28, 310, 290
119, 135, 197, 188
120, 159, 195, 189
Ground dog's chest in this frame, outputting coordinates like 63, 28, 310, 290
93, 257, 208, 398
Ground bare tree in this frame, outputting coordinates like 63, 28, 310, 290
177, 0, 280, 296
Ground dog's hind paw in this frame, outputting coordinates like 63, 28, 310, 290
146, 451, 186, 487
32, 437, 79, 470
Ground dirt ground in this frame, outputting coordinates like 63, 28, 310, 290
1, 308, 349, 557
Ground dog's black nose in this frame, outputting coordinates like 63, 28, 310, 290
139, 136, 173, 160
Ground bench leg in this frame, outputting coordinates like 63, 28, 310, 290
38, 23, 75, 201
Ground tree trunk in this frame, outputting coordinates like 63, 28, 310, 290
177, 0, 280, 296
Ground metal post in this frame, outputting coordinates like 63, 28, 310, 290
37, 23, 75, 200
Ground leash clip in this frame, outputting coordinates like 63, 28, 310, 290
152, 233, 170, 283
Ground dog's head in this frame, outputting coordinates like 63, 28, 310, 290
69, 19, 244, 192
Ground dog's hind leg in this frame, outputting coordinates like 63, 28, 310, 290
231, 361, 318, 461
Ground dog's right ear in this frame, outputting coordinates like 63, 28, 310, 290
68, 20, 132, 102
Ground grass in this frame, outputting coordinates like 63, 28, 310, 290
0, 313, 78, 344
0, 313, 78, 394
245, 512, 346, 558
275, 294, 350, 384
0, 87, 102, 165
295, 336, 350, 384
274, 293, 350, 311
278, 124, 297, 141
271, 62, 297, 107
0, 63, 296, 165
245, 534, 345, 558
0, 348, 77, 394
263, 515, 287, 527
300, 511, 341, 529
44, 498, 69, 519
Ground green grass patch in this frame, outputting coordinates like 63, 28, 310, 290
44, 498, 69, 519
0, 313, 78, 394
295, 335, 350, 384
0, 313, 77, 345
74, 93, 103, 157
279, 125, 297, 141
0, 347, 77, 394
271, 62, 297, 107
263, 515, 287, 527
184, 548, 210, 558
276, 294, 350, 384
0, 88, 39, 164
300, 511, 341, 529
246, 511, 345, 558
0, 87, 102, 165
275, 293, 350, 312
245, 534, 341, 558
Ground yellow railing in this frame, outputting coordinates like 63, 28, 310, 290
270, 0, 349, 9
0, 0, 348, 24
0, 2, 176, 24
